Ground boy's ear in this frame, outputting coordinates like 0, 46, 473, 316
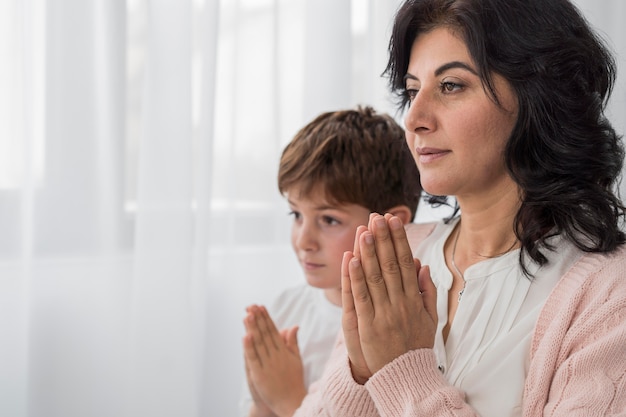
385, 205, 413, 225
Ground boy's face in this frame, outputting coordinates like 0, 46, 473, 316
287, 186, 371, 302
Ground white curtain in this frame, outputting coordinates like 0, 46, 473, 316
0, 1, 623, 416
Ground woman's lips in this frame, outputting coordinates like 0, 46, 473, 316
415, 147, 450, 163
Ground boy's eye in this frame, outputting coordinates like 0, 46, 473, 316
321, 216, 340, 226
288, 210, 301, 220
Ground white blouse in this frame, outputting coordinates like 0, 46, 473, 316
412, 219, 581, 417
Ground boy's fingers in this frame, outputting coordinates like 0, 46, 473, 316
242, 333, 264, 370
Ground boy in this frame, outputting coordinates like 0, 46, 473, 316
240, 106, 421, 417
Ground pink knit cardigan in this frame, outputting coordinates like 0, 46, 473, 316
294, 223, 626, 416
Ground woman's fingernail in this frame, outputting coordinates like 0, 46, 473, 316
389, 216, 402, 229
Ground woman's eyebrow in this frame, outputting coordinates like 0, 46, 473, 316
403, 60, 478, 82
435, 61, 477, 76
403, 73, 418, 82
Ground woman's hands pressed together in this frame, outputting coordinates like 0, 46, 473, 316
341, 213, 438, 384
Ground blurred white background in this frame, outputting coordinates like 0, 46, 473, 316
0, 0, 624, 416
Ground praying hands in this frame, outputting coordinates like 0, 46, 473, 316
341, 213, 438, 384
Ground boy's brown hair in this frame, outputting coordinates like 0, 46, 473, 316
278, 106, 421, 220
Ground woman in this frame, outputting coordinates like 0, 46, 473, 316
291, 0, 626, 416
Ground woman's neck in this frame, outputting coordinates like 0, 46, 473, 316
453, 184, 521, 265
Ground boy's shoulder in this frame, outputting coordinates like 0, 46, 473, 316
275, 283, 315, 299
269, 284, 340, 328
270, 284, 323, 314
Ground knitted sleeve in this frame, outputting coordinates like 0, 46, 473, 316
523, 246, 626, 416
366, 349, 480, 416
293, 333, 378, 416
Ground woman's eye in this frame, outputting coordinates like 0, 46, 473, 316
405, 88, 418, 101
288, 210, 301, 220
440, 81, 462, 93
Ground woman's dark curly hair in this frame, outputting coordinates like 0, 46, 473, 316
384, 0, 626, 274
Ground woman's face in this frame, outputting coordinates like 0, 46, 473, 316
403, 26, 519, 201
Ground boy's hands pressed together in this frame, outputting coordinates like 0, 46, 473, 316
243, 305, 307, 417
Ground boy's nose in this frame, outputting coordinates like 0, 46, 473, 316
295, 223, 319, 251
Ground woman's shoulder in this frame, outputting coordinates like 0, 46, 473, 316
534, 243, 626, 344
566, 243, 626, 289
526, 244, 626, 415
544, 242, 626, 309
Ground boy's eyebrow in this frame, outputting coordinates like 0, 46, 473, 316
403, 60, 478, 82
287, 198, 349, 212
314, 204, 342, 211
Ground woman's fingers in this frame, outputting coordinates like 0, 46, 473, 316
387, 215, 420, 299
357, 228, 389, 308
343, 251, 374, 384
352, 225, 368, 259
352, 213, 424, 311
342, 251, 359, 325
418, 265, 438, 323
361, 213, 417, 304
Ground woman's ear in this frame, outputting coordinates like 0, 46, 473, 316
385, 205, 413, 225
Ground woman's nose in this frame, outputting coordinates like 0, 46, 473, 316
404, 91, 434, 134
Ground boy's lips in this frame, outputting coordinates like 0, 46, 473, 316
302, 260, 324, 270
